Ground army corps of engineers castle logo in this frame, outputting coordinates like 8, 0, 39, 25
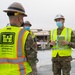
0, 32, 15, 44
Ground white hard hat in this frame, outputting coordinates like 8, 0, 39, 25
54, 14, 65, 21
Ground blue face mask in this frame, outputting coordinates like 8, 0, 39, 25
56, 21, 63, 28
25, 26, 30, 30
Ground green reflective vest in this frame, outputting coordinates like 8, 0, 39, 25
0, 26, 32, 75
50, 27, 72, 57
30, 30, 36, 39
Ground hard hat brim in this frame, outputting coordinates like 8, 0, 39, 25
54, 18, 65, 21
21, 23, 32, 27
3, 9, 27, 17
24, 24, 32, 26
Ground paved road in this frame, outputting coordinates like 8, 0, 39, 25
37, 61, 75, 75
37, 50, 75, 75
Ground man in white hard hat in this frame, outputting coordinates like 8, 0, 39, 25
48, 14, 75, 75
0, 2, 37, 75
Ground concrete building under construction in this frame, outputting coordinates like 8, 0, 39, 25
32, 29, 50, 50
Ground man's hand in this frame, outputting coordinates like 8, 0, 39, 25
60, 40, 69, 46
50, 41, 56, 46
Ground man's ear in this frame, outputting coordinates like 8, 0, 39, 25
17, 16, 21, 22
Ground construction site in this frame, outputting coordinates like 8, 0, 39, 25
32, 29, 50, 50
31, 29, 75, 75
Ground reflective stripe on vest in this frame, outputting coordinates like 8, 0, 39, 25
52, 47, 70, 50
52, 28, 69, 41
51, 28, 70, 50
0, 58, 26, 63
0, 28, 26, 60
0, 28, 29, 75
51, 27, 72, 57
18, 28, 26, 57
17, 28, 28, 75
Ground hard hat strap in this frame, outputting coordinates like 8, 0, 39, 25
7, 12, 21, 16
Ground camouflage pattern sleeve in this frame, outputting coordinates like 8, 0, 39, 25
68, 30, 75, 48
49, 31, 51, 42
46, 31, 52, 49
25, 34, 37, 65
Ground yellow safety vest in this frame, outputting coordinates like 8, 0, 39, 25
50, 27, 72, 57
30, 30, 36, 39
0, 26, 32, 75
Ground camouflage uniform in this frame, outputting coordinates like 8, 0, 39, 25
25, 34, 37, 75
21, 21, 38, 75
49, 28, 75, 75
30, 32, 37, 75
